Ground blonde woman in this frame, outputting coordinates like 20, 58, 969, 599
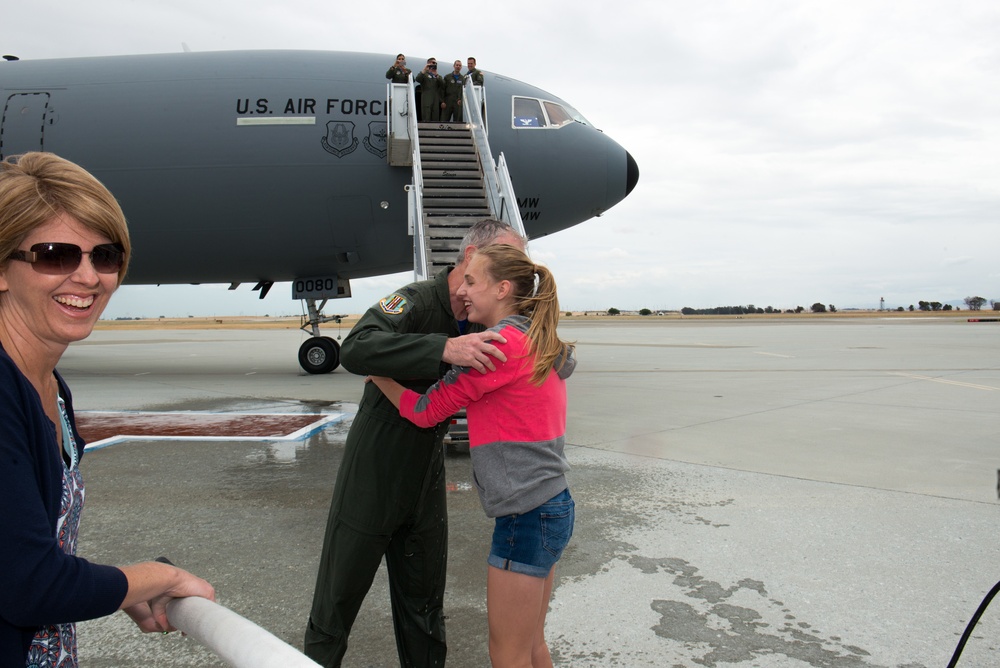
0, 153, 214, 667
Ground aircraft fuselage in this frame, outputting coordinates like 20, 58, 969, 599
1, 51, 637, 288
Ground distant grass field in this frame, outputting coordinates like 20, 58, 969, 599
95, 309, 992, 330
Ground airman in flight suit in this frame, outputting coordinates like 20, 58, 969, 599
442, 60, 466, 123
414, 58, 444, 122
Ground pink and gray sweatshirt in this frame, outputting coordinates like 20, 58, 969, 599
398, 315, 575, 517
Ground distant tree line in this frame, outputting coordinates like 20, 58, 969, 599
601, 297, 999, 315
910, 297, 991, 311
677, 304, 839, 315
681, 305, 767, 315
916, 301, 952, 311
963, 296, 990, 311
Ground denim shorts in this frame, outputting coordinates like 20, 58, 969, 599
488, 488, 575, 578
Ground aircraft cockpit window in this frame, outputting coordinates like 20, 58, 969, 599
513, 97, 546, 128
563, 102, 591, 125
543, 101, 573, 127
512, 96, 584, 129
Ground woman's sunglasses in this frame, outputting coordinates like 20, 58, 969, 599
7, 242, 126, 275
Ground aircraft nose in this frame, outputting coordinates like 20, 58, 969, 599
625, 151, 639, 197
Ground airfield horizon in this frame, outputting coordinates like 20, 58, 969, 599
93, 309, 994, 331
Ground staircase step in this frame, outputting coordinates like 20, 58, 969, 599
421, 161, 483, 171
418, 126, 471, 138
425, 231, 471, 239
429, 247, 461, 254
427, 230, 464, 240
423, 182, 485, 190
420, 129, 473, 135
421, 151, 477, 160
418, 132, 473, 140
424, 232, 472, 243
426, 214, 480, 224
417, 122, 471, 131
424, 195, 490, 206
423, 178, 483, 188
424, 208, 492, 216
420, 139, 474, 148
426, 238, 464, 250
421, 187, 486, 197
423, 176, 482, 185
420, 141, 475, 149
418, 129, 474, 138
425, 235, 470, 246
422, 155, 476, 163
421, 157, 478, 164
419, 139, 474, 148
420, 130, 473, 137
422, 174, 482, 184
420, 144, 479, 155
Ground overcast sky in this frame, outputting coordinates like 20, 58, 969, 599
5, 0, 998, 316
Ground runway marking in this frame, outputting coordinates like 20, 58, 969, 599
76, 411, 349, 451
578, 341, 749, 349
889, 372, 999, 391
754, 351, 794, 358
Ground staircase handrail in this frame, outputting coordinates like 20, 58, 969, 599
495, 153, 526, 240
386, 82, 413, 166
407, 73, 430, 281
462, 79, 526, 239
462, 80, 502, 219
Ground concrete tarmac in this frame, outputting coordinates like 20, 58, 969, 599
57, 317, 1000, 667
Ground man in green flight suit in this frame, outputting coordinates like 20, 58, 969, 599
304, 219, 527, 668
414, 58, 444, 122
442, 60, 466, 123
466, 57, 484, 86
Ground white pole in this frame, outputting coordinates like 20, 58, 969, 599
165, 597, 320, 668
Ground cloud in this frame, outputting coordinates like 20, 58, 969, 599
599, 248, 630, 260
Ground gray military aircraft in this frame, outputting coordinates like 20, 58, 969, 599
1, 50, 638, 371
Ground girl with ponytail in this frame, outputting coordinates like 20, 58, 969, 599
370, 243, 575, 667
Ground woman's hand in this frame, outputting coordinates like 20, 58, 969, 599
123, 602, 165, 633
119, 561, 216, 633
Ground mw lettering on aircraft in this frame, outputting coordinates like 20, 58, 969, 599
518, 196, 542, 221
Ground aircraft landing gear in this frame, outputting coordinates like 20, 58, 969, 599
299, 298, 346, 374
298, 336, 340, 374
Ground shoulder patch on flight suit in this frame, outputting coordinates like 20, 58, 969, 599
379, 294, 408, 315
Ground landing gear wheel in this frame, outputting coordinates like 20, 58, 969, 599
298, 336, 340, 374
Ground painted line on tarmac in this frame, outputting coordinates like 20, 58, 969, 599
889, 372, 999, 391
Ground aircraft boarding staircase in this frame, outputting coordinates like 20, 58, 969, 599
417, 123, 493, 274
387, 78, 525, 280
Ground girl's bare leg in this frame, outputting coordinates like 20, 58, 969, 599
486, 566, 555, 667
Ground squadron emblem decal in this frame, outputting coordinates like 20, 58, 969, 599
379, 294, 408, 315
322, 121, 359, 157
363, 121, 387, 158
